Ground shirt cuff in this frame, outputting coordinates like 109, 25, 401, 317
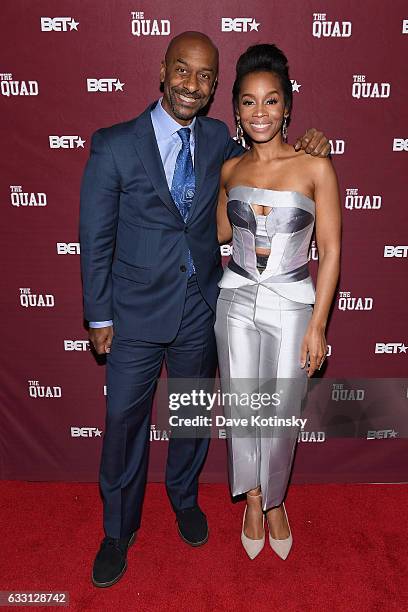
89, 320, 113, 328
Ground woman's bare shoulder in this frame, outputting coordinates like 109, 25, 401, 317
306, 154, 336, 181
221, 152, 247, 180
294, 149, 335, 180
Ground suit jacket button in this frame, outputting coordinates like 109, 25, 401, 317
180, 265, 187, 272
184, 226, 189, 233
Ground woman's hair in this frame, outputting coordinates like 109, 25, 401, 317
232, 43, 293, 116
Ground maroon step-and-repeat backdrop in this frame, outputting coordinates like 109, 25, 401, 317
1, 1, 407, 484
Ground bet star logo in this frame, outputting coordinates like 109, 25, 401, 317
70, 427, 103, 437
291, 80, 301, 93
48, 135, 86, 149
221, 18, 261, 32
87, 78, 125, 93
375, 342, 408, 354
40, 17, 80, 32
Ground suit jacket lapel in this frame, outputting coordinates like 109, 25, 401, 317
133, 103, 183, 220
188, 117, 208, 222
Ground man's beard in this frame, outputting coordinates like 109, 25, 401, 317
168, 87, 204, 120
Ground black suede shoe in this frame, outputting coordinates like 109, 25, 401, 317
176, 506, 209, 546
92, 531, 136, 588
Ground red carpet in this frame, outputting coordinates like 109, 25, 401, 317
1, 481, 407, 611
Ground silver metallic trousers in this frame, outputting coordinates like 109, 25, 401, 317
214, 283, 313, 511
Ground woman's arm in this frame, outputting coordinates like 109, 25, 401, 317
301, 157, 342, 376
312, 157, 342, 329
217, 159, 236, 244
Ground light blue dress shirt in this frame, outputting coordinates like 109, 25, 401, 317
89, 98, 196, 328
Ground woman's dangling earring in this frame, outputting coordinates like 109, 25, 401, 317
236, 118, 246, 148
282, 115, 288, 143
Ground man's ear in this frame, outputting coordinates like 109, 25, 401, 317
160, 60, 166, 83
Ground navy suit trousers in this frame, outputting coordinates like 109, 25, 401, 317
100, 274, 217, 538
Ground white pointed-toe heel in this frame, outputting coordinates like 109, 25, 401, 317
241, 495, 265, 560
268, 502, 293, 560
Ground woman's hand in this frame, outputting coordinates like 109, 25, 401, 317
300, 324, 327, 377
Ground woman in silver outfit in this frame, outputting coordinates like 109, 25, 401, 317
215, 44, 341, 560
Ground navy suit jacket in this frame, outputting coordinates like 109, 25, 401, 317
79, 101, 245, 342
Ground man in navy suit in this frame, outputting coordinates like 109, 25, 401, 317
80, 31, 329, 587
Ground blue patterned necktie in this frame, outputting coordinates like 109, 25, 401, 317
170, 127, 195, 277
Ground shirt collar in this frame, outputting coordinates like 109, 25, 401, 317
151, 97, 196, 143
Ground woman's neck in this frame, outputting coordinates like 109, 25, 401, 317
249, 134, 287, 163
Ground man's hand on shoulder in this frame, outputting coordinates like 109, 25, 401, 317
89, 326, 113, 354
294, 128, 331, 158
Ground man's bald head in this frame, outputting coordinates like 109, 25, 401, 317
160, 31, 219, 125
165, 31, 219, 71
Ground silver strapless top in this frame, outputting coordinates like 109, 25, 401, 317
218, 185, 316, 304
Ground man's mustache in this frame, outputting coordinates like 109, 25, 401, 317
172, 88, 202, 100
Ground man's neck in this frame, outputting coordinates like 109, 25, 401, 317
160, 97, 193, 127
